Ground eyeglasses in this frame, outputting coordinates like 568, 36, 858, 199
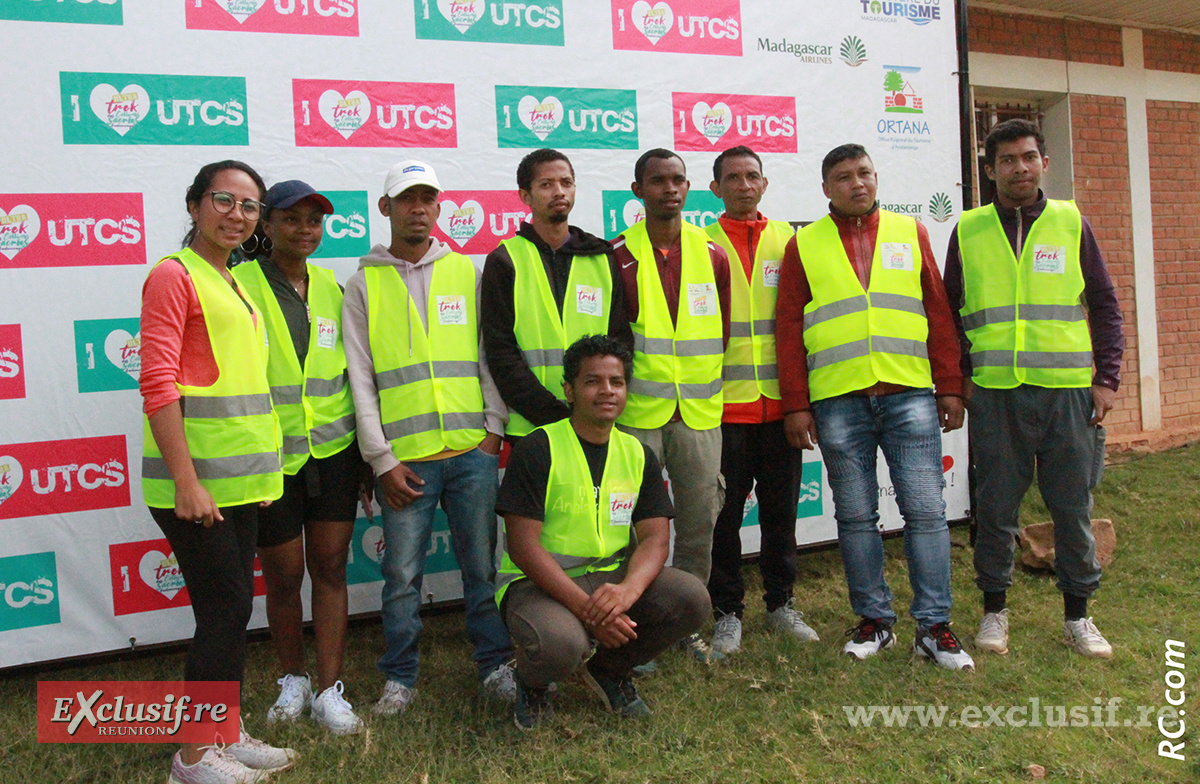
209, 191, 263, 220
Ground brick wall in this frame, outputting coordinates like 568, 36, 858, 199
1069, 94, 1140, 433
1147, 100, 1200, 431
968, 8, 1123, 66
1144, 30, 1200, 75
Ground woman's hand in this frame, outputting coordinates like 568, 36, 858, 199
175, 479, 223, 527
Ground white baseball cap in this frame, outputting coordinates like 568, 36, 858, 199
384, 160, 442, 197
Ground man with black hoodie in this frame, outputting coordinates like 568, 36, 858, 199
482, 148, 634, 440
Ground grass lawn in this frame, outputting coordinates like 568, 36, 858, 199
3, 444, 1199, 783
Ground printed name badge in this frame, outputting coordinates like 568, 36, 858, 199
881, 243, 913, 271
687, 283, 716, 317
762, 258, 782, 288
608, 492, 635, 526
437, 295, 468, 325
316, 317, 337, 349
1032, 245, 1067, 274
576, 284, 603, 317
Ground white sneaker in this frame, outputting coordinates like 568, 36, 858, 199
711, 612, 742, 655
373, 679, 415, 716
914, 623, 975, 671
311, 680, 364, 735
226, 725, 297, 773
482, 661, 518, 703
169, 746, 266, 784
766, 599, 821, 642
266, 673, 311, 724
975, 609, 1010, 655
842, 617, 895, 660
1063, 617, 1113, 658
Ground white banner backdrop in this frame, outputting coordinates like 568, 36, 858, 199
0, 0, 966, 668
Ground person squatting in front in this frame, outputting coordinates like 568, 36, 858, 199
495, 334, 711, 729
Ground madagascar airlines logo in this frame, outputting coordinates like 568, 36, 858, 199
611, 0, 741, 56
293, 80, 457, 148
0, 436, 130, 521
0, 194, 145, 269
414, 0, 563, 45
0, 325, 25, 401
429, 191, 530, 255
187, 0, 358, 36
929, 191, 954, 222
672, 93, 797, 153
110, 538, 266, 615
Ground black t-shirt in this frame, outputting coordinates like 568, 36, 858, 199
496, 427, 675, 524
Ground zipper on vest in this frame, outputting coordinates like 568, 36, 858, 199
1014, 207, 1023, 260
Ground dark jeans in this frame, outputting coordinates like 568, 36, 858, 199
151, 503, 259, 683
707, 420, 801, 617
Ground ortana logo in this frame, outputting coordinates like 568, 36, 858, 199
0, 325, 25, 401
0, 552, 60, 633
611, 0, 741, 56
310, 191, 370, 260
1, 0, 121, 24
293, 80, 456, 148
859, 0, 941, 26
495, 86, 638, 149
840, 35, 868, 66
429, 191, 530, 255
110, 538, 266, 616
0, 193, 145, 269
414, 0, 563, 45
75, 318, 140, 394
0, 436, 130, 521
877, 65, 931, 150
60, 73, 248, 146
187, 0, 358, 36
600, 190, 723, 241
884, 65, 924, 113
672, 93, 797, 153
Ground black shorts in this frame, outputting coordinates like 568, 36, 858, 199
257, 444, 365, 548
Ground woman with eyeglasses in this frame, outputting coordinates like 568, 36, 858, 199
140, 160, 295, 784
232, 181, 367, 736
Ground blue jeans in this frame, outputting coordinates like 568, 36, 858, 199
812, 389, 952, 626
376, 448, 512, 686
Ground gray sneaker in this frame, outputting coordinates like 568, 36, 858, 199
975, 609, 1010, 655
1063, 617, 1113, 658
711, 612, 742, 655
372, 680, 415, 716
766, 599, 820, 642
482, 661, 518, 703
677, 632, 726, 664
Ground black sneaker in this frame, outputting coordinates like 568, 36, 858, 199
841, 617, 896, 660
914, 622, 975, 671
581, 663, 651, 718
513, 681, 553, 730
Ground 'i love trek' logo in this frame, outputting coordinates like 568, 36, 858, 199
1, 0, 121, 24
309, 191, 370, 260
293, 80, 457, 148
0, 436, 130, 521
0, 193, 145, 269
75, 319, 140, 394
414, 0, 563, 45
60, 73, 248, 146
109, 538, 266, 616
0, 325, 25, 401
429, 191, 530, 255
599, 190, 723, 240
187, 0, 358, 36
672, 93, 797, 153
495, 86, 638, 149
611, 0, 741, 56
0, 552, 60, 633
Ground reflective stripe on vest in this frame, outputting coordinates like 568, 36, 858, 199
142, 249, 282, 507
505, 235, 612, 437
366, 254, 486, 461
957, 200, 1091, 389
232, 261, 356, 474
706, 219, 791, 404
495, 418, 644, 606
797, 210, 931, 402
616, 221, 724, 430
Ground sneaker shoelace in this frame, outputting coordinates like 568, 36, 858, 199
323, 681, 353, 712
1074, 617, 1106, 643
927, 623, 962, 652
275, 674, 307, 703
195, 745, 250, 775
845, 618, 883, 642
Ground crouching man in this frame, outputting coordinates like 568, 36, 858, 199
495, 334, 711, 729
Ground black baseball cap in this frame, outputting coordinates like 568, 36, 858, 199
264, 180, 334, 215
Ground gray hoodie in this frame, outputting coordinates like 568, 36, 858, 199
342, 239, 506, 476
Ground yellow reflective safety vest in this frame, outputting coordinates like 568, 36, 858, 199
142, 248, 283, 508
495, 418, 645, 606
504, 235, 612, 437
797, 210, 932, 402
617, 221, 724, 430
956, 200, 1091, 389
366, 254, 487, 461
706, 219, 792, 404
232, 261, 356, 475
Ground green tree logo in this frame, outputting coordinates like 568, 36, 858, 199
840, 36, 867, 67
883, 69, 905, 93
929, 192, 954, 223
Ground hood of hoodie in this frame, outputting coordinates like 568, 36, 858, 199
357, 237, 452, 271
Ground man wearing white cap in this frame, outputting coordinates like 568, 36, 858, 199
342, 160, 515, 717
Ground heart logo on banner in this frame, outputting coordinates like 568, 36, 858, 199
517, 95, 564, 141
213, 0, 267, 23
104, 329, 141, 380
139, 549, 186, 601
0, 205, 41, 261
437, 0, 485, 33
631, 0, 673, 44
0, 456, 23, 506
692, 101, 732, 144
942, 455, 954, 473
318, 89, 372, 140
622, 199, 646, 228
89, 83, 150, 137
436, 200, 485, 247
362, 525, 385, 564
